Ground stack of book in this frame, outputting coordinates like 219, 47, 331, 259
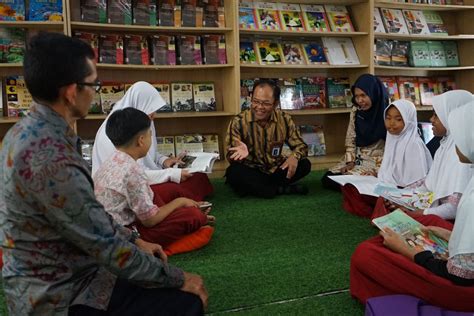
157, 134, 221, 159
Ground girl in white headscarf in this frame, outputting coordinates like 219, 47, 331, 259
378, 99, 432, 187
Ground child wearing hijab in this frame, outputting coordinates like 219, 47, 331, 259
322, 74, 389, 191
350, 101, 474, 312
342, 99, 432, 217
92, 81, 213, 203
372, 90, 473, 221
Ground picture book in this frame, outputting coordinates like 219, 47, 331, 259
73, 31, 99, 62
99, 83, 125, 113
156, 136, 176, 157
256, 40, 283, 65
301, 77, 326, 109
378, 76, 400, 102
418, 77, 439, 106
152, 83, 172, 112
99, 34, 124, 64
177, 35, 202, 65
158, 0, 180, 27
107, 0, 132, 24
133, 0, 157, 25
179, 151, 219, 173
278, 3, 304, 32
202, 0, 225, 27
418, 122, 435, 144
436, 76, 456, 93
398, 76, 421, 107
255, 2, 281, 30
0, 0, 25, 21
374, 184, 433, 211
372, 210, 449, 260
193, 83, 216, 112
299, 125, 326, 156
174, 135, 185, 155
240, 79, 254, 110
5, 76, 32, 117
381, 8, 409, 35
171, 83, 194, 111
81, 139, 94, 170
374, 39, 392, 66
427, 40, 447, 67
80, 0, 106, 23
327, 175, 380, 197
0, 27, 25, 64
443, 41, 459, 67
202, 34, 227, 64
324, 5, 355, 32
402, 10, 430, 35
181, 134, 204, 152
282, 43, 305, 65
409, 40, 431, 67
88, 91, 102, 114
124, 34, 149, 65
302, 41, 327, 64
321, 37, 359, 65
181, 0, 202, 27
423, 11, 448, 35
391, 40, 409, 67
373, 8, 386, 33
300, 4, 329, 32
239, 41, 257, 64
202, 134, 220, 158
239, 0, 257, 29
279, 78, 303, 110
28, 0, 63, 21
326, 77, 352, 108
151, 35, 176, 65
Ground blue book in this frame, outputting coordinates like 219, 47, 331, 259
0, 0, 25, 21
28, 0, 62, 21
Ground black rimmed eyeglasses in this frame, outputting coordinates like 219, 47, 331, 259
77, 80, 102, 93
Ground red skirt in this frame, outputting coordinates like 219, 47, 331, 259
150, 173, 213, 203
341, 184, 378, 218
350, 215, 474, 312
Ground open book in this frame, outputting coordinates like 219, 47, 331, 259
374, 184, 433, 211
328, 175, 380, 197
372, 209, 449, 260
176, 152, 219, 173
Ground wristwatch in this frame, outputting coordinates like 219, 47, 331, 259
129, 226, 141, 244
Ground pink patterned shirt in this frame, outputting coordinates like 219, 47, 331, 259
94, 150, 159, 226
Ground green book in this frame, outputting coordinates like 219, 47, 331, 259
408, 41, 430, 67
427, 41, 447, 67
442, 41, 460, 67
422, 11, 448, 36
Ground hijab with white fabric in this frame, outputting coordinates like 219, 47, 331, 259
92, 81, 166, 176
378, 100, 432, 187
447, 101, 474, 268
424, 90, 473, 201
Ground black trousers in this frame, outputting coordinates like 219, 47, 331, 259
225, 158, 311, 198
69, 278, 203, 316
321, 171, 342, 192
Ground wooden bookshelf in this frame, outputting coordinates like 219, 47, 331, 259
240, 29, 368, 38
374, 33, 474, 41
374, 1, 474, 11
96, 64, 234, 71
0, 21, 65, 30
375, 65, 474, 71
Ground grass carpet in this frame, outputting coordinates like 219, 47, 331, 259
0, 170, 376, 315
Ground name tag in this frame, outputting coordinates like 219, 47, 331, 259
270, 141, 283, 157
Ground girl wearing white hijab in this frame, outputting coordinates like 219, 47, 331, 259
378, 99, 432, 187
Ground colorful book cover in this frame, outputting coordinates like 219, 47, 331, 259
409, 40, 430, 67
443, 41, 459, 67
397, 76, 421, 106
423, 11, 448, 35
378, 76, 400, 102
302, 41, 327, 64
193, 83, 216, 112
324, 5, 355, 32
255, 2, 281, 30
202, 134, 220, 158
73, 31, 99, 62
418, 77, 439, 106
282, 43, 305, 65
374, 39, 392, 66
381, 8, 409, 35
151, 35, 176, 65
202, 0, 225, 27
0, 27, 25, 64
152, 83, 172, 112
133, 0, 157, 25
300, 4, 329, 32
202, 34, 227, 64
279, 78, 303, 110
256, 40, 283, 64
402, 10, 430, 35
80, 0, 106, 23
28, 0, 63, 21
301, 77, 326, 109
299, 125, 326, 156
374, 8, 386, 33
321, 37, 359, 65
240, 79, 255, 110
158, 0, 179, 26
99, 83, 125, 113
156, 136, 176, 157
177, 35, 202, 65
372, 209, 448, 260
391, 40, 409, 67
181, 0, 202, 27
171, 83, 194, 111
0, 1, 25, 21
278, 3, 305, 32
436, 76, 456, 93
326, 77, 352, 108
5, 76, 32, 117
107, 0, 132, 24
99, 34, 124, 64
124, 34, 149, 65
239, 0, 257, 29
427, 41, 447, 67
239, 41, 257, 64
89, 91, 102, 114
374, 185, 434, 211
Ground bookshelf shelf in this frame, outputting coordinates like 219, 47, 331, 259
284, 108, 352, 115
240, 29, 368, 38
70, 22, 233, 34
81, 111, 235, 121
0, 21, 65, 29
374, 1, 474, 11
374, 33, 474, 41
261, 0, 366, 4
0, 117, 21, 124
240, 64, 369, 69
0, 63, 23, 68
375, 65, 474, 71
96, 64, 234, 71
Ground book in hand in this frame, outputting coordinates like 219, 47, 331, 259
372, 209, 449, 260
328, 175, 380, 197
177, 152, 219, 173
374, 183, 433, 211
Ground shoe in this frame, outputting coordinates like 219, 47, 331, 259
278, 184, 309, 195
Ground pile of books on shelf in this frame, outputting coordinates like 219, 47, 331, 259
1, 76, 32, 117
282, 125, 326, 157
240, 77, 353, 111
374, 8, 448, 35
379, 75, 456, 106
157, 134, 220, 159
74, 32, 227, 65
0, 0, 63, 21
240, 38, 359, 66
387, 0, 463, 4
239, 2, 355, 32
79, 0, 225, 27
0, 28, 25, 64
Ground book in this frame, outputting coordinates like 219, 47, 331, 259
80, 0, 107, 23
73, 31, 99, 62
28, 0, 63, 21
181, 134, 204, 152
409, 41, 431, 67
240, 79, 254, 111
239, 0, 257, 29
156, 136, 176, 157
418, 122, 435, 144
99, 83, 125, 113
374, 184, 433, 211
301, 77, 326, 109
177, 35, 202, 65
381, 8, 409, 35
182, 0, 202, 27
99, 34, 124, 64
423, 11, 448, 35
374, 39, 392, 66
5, 76, 32, 117
398, 77, 421, 107
378, 76, 400, 102
299, 125, 326, 156
372, 210, 449, 260
202, 0, 225, 27
202, 34, 227, 64
193, 83, 216, 111
322, 37, 359, 65
324, 5, 355, 32
255, 1, 281, 30
158, 0, 180, 27
427, 41, 447, 67
152, 83, 172, 112
328, 175, 380, 197
326, 77, 352, 108
300, 4, 329, 32
402, 10, 430, 35
443, 41, 459, 67
373, 8, 386, 33
174, 135, 185, 155
0, 27, 25, 64
391, 40, 409, 67
171, 83, 194, 111
282, 43, 305, 65
436, 76, 456, 93
124, 34, 149, 65
239, 41, 257, 64
256, 40, 283, 65
150, 35, 176, 65
0, 0, 25, 21
133, 0, 157, 25
89, 90, 102, 114
302, 41, 327, 65
418, 77, 439, 106
278, 3, 305, 32
178, 151, 219, 173
279, 78, 303, 110
107, 0, 132, 24
202, 134, 220, 158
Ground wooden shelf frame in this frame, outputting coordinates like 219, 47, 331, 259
374, 0, 474, 11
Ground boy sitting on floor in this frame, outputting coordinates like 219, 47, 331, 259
94, 107, 215, 255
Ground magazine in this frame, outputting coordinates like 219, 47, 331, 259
372, 209, 449, 260
373, 183, 433, 211
177, 152, 219, 173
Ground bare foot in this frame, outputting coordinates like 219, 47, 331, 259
206, 215, 216, 226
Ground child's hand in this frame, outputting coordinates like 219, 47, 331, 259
380, 227, 419, 260
422, 226, 452, 241
177, 197, 199, 209
180, 169, 193, 182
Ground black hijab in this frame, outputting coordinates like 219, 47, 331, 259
352, 74, 389, 147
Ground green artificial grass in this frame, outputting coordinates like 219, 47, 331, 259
0, 170, 377, 315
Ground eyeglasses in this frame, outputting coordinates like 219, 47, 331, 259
77, 80, 102, 93
251, 99, 274, 108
